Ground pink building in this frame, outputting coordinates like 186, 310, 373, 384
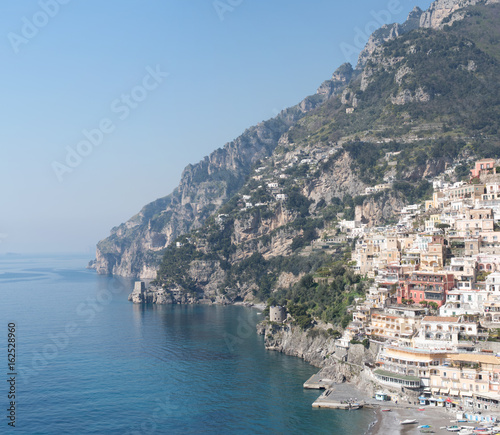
471, 159, 497, 178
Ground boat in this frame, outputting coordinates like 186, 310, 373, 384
446, 426, 461, 432
401, 419, 417, 425
381, 409, 391, 412
418, 425, 431, 429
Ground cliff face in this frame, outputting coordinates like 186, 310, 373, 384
257, 321, 382, 394
96, 108, 313, 277
357, 0, 499, 68
355, 192, 406, 226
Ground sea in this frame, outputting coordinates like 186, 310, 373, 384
0, 254, 375, 434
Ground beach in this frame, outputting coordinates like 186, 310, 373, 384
368, 405, 465, 435
316, 382, 479, 435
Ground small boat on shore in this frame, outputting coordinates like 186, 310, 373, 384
381, 409, 391, 412
401, 419, 417, 425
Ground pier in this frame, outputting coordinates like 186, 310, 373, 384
303, 373, 335, 390
309, 383, 378, 410
312, 389, 365, 409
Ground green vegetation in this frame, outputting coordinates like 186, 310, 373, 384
272, 265, 368, 327
393, 180, 433, 203
488, 329, 500, 342
350, 338, 370, 348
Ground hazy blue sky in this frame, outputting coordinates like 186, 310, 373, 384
0, 0, 433, 255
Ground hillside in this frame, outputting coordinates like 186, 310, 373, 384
94, 66, 353, 278
96, 0, 500, 322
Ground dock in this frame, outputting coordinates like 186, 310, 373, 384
303, 373, 335, 390
310, 383, 378, 410
312, 388, 365, 409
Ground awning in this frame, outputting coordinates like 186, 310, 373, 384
461, 391, 473, 397
441, 388, 449, 395
431, 387, 440, 393
449, 389, 460, 396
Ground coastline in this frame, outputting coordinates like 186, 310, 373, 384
125, 295, 491, 434
367, 405, 453, 435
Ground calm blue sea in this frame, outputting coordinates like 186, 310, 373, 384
0, 254, 375, 434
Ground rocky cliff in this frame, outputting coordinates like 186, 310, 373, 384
257, 321, 383, 395
357, 0, 500, 68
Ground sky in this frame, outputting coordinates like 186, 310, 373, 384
0, 0, 433, 256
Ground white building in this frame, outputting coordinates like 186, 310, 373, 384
440, 289, 488, 316
413, 316, 479, 349
485, 272, 500, 293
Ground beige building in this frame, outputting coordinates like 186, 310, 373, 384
367, 312, 419, 341
376, 345, 449, 388
420, 242, 445, 271
456, 217, 494, 237
429, 354, 500, 410
447, 184, 485, 201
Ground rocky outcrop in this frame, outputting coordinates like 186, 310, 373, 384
305, 152, 366, 202
355, 192, 406, 226
258, 321, 382, 394
391, 87, 431, 105
419, 0, 500, 29
402, 157, 454, 181
317, 63, 354, 98
357, 0, 500, 69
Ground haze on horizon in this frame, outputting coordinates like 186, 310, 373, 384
0, 0, 433, 256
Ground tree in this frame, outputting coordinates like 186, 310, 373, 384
428, 302, 439, 311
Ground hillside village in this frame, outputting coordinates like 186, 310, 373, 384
270, 158, 500, 414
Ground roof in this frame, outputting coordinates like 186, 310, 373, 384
374, 369, 421, 382
449, 354, 500, 365
422, 316, 460, 323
